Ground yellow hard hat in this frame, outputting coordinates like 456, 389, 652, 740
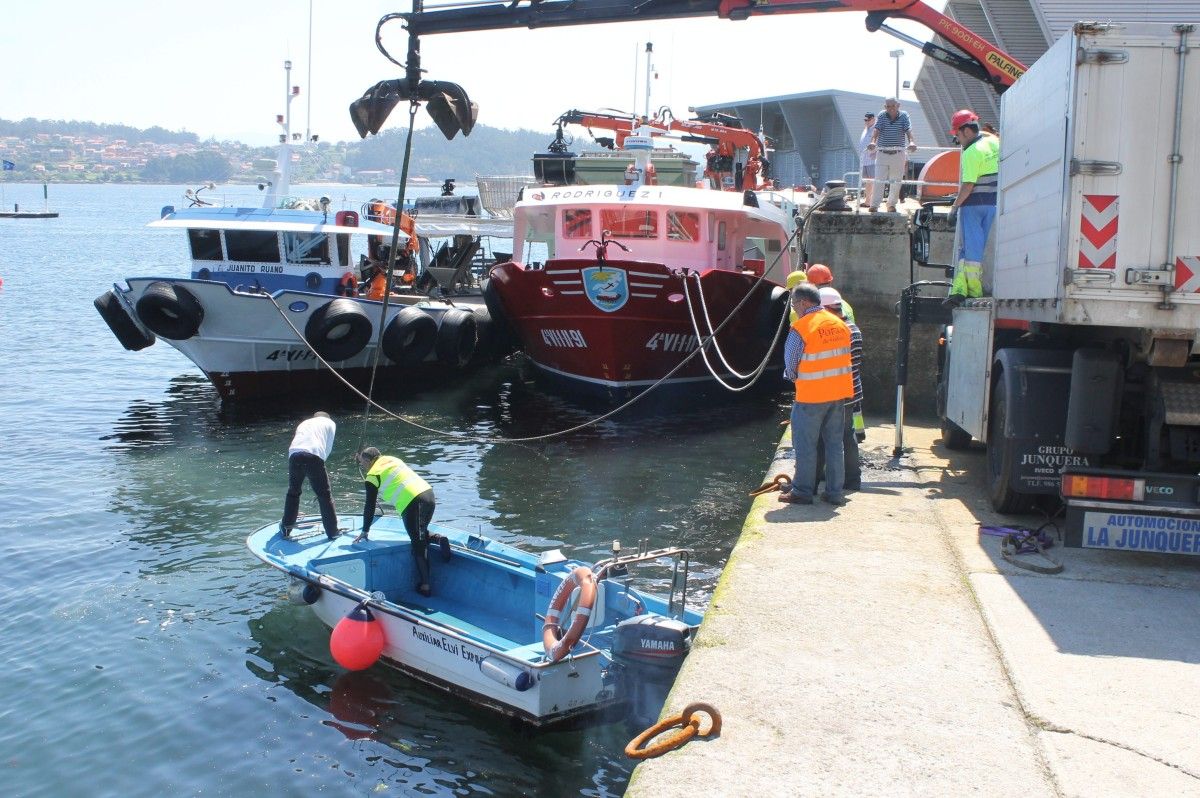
785, 270, 808, 290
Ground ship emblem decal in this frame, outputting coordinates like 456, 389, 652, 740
581, 267, 629, 313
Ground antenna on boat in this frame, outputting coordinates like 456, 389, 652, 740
305, 0, 314, 145
643, 42, 654, 120
263, 60, 301, 208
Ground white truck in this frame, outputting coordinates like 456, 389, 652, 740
935, 21, 1200, 555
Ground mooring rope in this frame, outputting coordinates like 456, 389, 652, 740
681, 271, 788, 392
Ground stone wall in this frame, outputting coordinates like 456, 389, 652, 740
801, 211, 959, 417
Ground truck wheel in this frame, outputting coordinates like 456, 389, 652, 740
986, 377, 1035, 514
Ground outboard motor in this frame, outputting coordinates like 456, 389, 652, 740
613, 615, 692, 727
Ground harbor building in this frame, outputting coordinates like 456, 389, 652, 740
695, 90, 938, 188
914, 0, 1200, 145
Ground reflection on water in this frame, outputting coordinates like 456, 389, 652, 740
247, 602, 637, 795
2, 184, 787, 797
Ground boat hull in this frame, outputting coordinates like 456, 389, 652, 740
246, 518, 699, 727
107, 278, 496, 401
307, 583, 613, 727
489, 259, 787, 400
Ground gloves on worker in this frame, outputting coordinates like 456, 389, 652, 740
947, 206, 959, 227
853, 411, 866, 443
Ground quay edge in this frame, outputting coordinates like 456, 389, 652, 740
625, 420, 1200, 797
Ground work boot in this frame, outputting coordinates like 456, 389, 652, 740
942, 293, 965, 309
278, 523, 292, 540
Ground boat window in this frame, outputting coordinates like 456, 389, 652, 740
562, 209, 593, 240
188, 229, 223, 261
224, 230, 280, 263
717, 221, 727, 251
667, 211, 700, 242
282, 232, 331, 265
600, 208, 658, 239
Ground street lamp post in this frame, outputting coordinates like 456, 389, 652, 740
889, 49, 904, 98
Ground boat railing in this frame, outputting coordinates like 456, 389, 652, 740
591, 542, 691, 620
475, 174, 536, 219
174, 190, 364, 212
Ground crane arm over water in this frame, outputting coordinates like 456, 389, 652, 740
398, 0, 1027, 92
557, 108, 768, 161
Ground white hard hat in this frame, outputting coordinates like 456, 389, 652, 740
818, 286, 843, 308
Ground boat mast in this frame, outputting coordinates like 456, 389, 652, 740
643, 41, 653, 120
264, 60, 300, 208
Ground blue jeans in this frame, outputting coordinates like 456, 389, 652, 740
790, 400, 846, 500
815, 408, 861, 491
958, 203, 996, 262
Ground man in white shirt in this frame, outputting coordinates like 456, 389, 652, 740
280, 411, 341, 540
858, 113, 876, 208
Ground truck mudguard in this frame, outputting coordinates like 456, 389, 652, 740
1064, 349, 1123, 455
993, 348, 1094, 494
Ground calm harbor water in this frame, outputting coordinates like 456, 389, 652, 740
0, 183, 786, 797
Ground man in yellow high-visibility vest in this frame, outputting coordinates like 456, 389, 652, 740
354, 447, 438, 597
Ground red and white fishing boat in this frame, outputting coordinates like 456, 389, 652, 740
487, 113, 803, 400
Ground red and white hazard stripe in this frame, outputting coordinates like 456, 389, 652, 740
1079, 194, 1118, 269
1174, 256, 1200, 293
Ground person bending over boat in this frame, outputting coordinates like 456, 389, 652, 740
280, 411, 341, 540
354, 447, 437, 597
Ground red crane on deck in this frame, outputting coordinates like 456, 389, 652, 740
396, 0, 1027, 93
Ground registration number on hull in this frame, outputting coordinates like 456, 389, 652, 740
644, 332, 698, 353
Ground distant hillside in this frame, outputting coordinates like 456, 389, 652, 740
0, 116, 580, 184
348, 125, 556, 178
0, 118, 198, 146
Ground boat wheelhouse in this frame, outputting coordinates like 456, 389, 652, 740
488, 178, 799, 398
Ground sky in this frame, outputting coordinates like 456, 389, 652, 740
0, 0, 946, 146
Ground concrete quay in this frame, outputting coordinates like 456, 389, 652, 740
799, 205, 964, 415
626, 420, 1200, 798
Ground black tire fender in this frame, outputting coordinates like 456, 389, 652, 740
135, 281, 204, 340
435, 308, 478, 368
481, 276, 518, 352
382, 306, 437, 366
758, 285, 791, 340
94, 290, 155, 351
304, 298, 372, 362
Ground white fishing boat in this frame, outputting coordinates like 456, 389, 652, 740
93, 62, 510, 400
246, 517, 702, 727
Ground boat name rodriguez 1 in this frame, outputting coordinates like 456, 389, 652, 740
529, 187, 666, 202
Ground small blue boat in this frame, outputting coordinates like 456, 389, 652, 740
246, 516, 702, 727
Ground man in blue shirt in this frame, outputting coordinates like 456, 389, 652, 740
866, 98, 917, 213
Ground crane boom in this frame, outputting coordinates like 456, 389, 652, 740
399, 0, 1026, 92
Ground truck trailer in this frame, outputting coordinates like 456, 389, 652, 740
934, 21, 1200, 556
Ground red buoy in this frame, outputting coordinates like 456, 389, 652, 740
330, 602, 386, 671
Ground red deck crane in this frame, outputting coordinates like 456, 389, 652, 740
395, 0, 1027, 93
556, 108, 772, 190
